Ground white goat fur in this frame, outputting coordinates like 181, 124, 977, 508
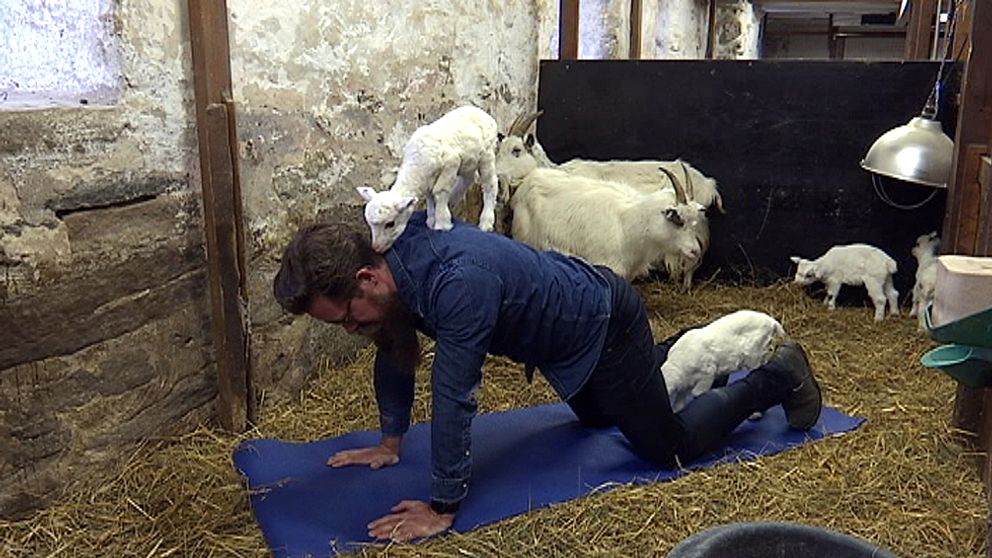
559, 159, 724, 213
910, 232, 940, 330
791, 244, 899, 322
662, 310, 786, 413
558, 159, 717, 289
509, 168, 702, 280
495, 135, 711, 287
357, 105, 499, 252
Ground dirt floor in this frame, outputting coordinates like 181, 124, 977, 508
1, 280, 987, 557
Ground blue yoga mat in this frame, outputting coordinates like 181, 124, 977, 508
235, 400, 864, 558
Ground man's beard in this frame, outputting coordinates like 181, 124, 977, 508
364, 292, 421, 372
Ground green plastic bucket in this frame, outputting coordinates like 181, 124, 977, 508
921, 344, 992, 387
925, 303, 992, 349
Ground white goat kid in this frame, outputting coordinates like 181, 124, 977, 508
508, 167, 702, 280
910, 231, 940, 330
357, 105, 499, 252
662, 310, 786, 413
790, 244, 899, 322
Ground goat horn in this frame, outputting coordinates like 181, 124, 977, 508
679, 161, 694, 201
659, 166, 687, 204
508, 110, 543, 137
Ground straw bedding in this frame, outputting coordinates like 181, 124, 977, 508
1, 281, 986, 557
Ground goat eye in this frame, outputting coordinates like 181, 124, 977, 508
385, 221, 395, 229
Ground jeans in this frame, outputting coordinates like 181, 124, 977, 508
567, 267, 785, 468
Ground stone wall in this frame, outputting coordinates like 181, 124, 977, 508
0, 0, 211, 518
715, 0, 762, 59
229, 0, 558, 401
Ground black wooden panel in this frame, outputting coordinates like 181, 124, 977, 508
537, 60, 959, 298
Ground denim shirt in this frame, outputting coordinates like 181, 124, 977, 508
376, 212, 611, 504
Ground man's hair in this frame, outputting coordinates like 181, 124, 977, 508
273, 222, 384, 314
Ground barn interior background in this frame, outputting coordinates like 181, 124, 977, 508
2, 0, 992, 556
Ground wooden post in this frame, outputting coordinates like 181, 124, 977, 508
977, 156, 992, 254
954, 0, 974, 61
629, 0, 642, 59
905, 0, 938, 59
828, 14, 838, 59
560, 0, 580, 59
706, 0, 717, 59
187, 0, 254, 431
941, 0, 991, 464
943, 0, 992, 258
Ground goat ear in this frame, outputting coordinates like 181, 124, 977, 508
356, 186, 377, 202
664, 208, 684, 227
789, 256, 802, 264
524, 133, 535, 149
398, 196, 418, 211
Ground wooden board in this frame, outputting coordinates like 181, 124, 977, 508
536, 60, 958, 297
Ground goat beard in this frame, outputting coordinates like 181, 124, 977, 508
366, 293, 421, 373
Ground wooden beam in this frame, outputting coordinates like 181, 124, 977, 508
954, 384, 985, 439
187, 0, 253, 432
944, 0, 992, 457
943, 0, 992, 257
629, 0, 642, 59
560, 0, 580, 59
828, 13, 838, 58
905, 0, 937, 59
977, 156, 992, 254
706, 0, 718, 59
755, 0, 903, 6
954, 0, 973, 61
706, 0, 716, 60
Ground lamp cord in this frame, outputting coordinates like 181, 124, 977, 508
872, 174, 940, 210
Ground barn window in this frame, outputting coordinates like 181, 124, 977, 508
0, 0, 120, 110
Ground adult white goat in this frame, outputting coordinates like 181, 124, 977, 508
790, 243, 899, 322
560, 159, 725, 214
496, 114, 711, 288
662, 310, 787, 413
508, 165, 703, 281
910, 231, 940, 330
357, 105, 499, 252
497, 112, 724, 213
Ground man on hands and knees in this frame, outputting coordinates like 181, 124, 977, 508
272, 212, 821, 542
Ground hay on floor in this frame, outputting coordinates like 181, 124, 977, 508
0, 281, 986, 557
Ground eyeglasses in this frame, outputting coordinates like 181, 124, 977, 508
327, 298, 355, 327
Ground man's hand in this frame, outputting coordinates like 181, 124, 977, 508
327, 445, 399, 469
367, 500, 455, 541
328, 435, 401, 469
